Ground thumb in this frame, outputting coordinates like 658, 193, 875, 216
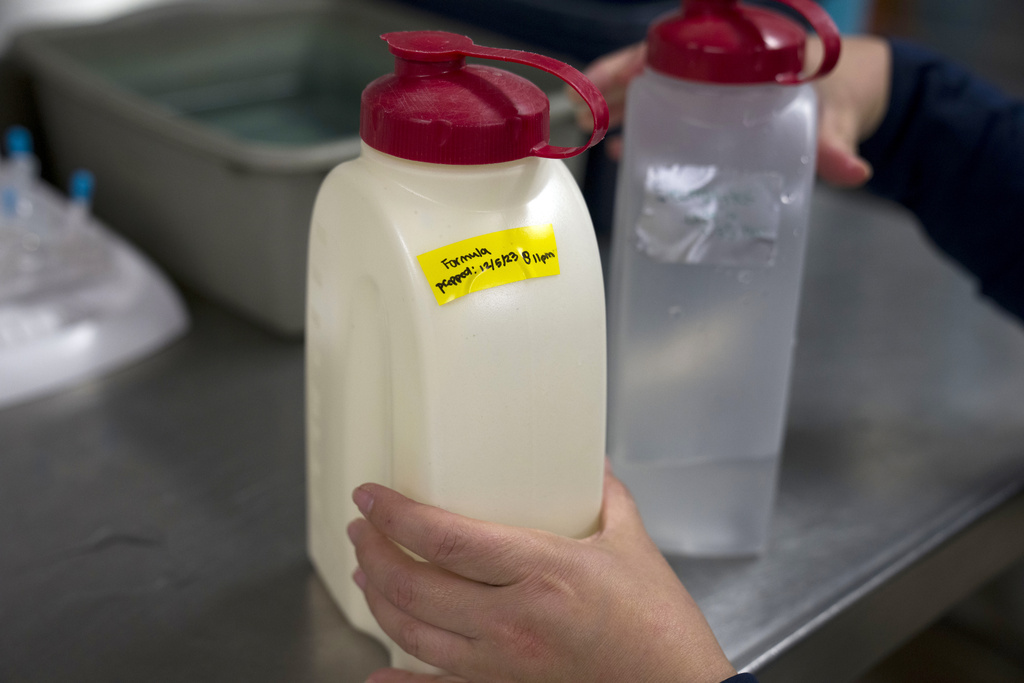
816, 103, 873, 188
817, 136, 873, 188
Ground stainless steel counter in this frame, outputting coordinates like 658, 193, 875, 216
2, 185, 1023, 682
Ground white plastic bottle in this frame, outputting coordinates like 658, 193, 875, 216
306, 32, 609, 673
607, 0, 841, 556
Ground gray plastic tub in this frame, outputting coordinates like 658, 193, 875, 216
13, 0, 583, 335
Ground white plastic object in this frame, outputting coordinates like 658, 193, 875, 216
1, 125, 40, 226
0, 167, 188, 409
607, 62, 825, 555
306, 143, 607, 672
306, 30, 608, 673
65, 168, 95, 227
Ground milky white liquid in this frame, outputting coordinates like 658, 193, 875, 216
307, 144, 606, 672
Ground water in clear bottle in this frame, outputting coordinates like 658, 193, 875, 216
607, 0, 841, 555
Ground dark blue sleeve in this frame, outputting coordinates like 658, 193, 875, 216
720, 674, 759, 683
860, 39, 1024, 322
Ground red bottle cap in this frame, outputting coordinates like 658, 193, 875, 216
647, 0, 841, 84
361, 31, 609, 165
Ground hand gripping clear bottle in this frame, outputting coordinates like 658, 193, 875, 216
306, 32, 609, 673
607, 0, 841, 556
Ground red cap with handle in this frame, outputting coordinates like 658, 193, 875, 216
361, 31, 609, 165
647, 0, 841, 85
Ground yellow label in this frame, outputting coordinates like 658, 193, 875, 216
417, 224, 560, 305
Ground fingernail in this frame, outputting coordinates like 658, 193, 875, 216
346, 519, 361, 543
353, 567, 367, 590
353, 486, 374, 515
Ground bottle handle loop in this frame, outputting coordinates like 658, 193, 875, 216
771, 0, 842, 84
381, 32, 608, 159
460, 43, 610, 159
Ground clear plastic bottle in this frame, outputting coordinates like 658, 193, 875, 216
0, 126, 46, 290
65, 169, 95, 228
3, 126, 38, 182
607, 0, 841, 556
0, 157, 189, 408
50, 169, 113, 286
306, 32, 609, 673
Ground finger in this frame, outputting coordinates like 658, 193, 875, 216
353, 484, 547, 585
816, 135, 872, 188
356, 564, 474, 673
349, 518, 491, 636
583, 42, 647, 94
366, 669, 468, 683
606, 135, 624, 161
581, 42, 647, 129
574, 99, 625, 135
816, 99, 873, 187
569, 82, 626, 131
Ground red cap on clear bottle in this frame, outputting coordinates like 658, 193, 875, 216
647, 0, 841, 85
361, 31, 609, 165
